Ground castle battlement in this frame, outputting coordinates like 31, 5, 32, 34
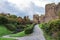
33, 2, 60, 23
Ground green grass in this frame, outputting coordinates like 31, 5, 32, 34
10, 31, 26, 37
0, 37, 16, 40
0, 25, 11, 37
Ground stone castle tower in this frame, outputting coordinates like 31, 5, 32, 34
33, 3, 60, 23
44, 3, 59, 23
33, 14, 39, 23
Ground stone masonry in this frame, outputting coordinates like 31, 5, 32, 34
33, 3, 60, 23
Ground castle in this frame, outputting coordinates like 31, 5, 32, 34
33, 3, 60, 23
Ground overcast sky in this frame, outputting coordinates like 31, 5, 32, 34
0, 0, 60, 19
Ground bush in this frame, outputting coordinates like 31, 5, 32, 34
0, 16, 8, 24
39, 19, 60, 40
8, 18, 17, 24
4, 24, 16, 31
16, 25, 26, 29
39, 23, 47, 29
39, 23, 49, 33
10, 24, 35, 37
44, 19, 60, 40
40, 19, 60, 35
24, 24, 34, 34
12, 25, 26, 34
48, 19, 60, 35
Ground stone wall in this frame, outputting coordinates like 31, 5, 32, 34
39, 15, 45, 23
33, 3, 60, 23
33, 14, 39, 23
45, 3, 58, 23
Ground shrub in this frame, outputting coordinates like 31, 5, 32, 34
44, 19, 60, 40
13, 25, 26, 33
4, 24, 16, 31
48, 19, 60, 35
10, 24, 35, 37
0, 16, 8, 24
8, 18, 17, 24
39, 23, 49, 33
24, 24, 34, 34
39, 19, 60, 40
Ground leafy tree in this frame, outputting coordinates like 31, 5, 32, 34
8, 15, 17, 18
0, 16, 8, 24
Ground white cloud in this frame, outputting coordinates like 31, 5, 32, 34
32, 0, 51, 7
7, 0, 50, 15
7, 0, 51, 9
7, 0, 31, 10
7, 0, 60, 9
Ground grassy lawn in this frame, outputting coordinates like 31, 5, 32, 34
0, 25, 11, 37
0, 37, 16, 40
10, 31, 26, 37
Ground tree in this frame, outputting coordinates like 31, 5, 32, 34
8, 15, 17, 18
0, 16, 8, 24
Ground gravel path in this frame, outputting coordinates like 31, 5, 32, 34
3, 25, 45, 40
